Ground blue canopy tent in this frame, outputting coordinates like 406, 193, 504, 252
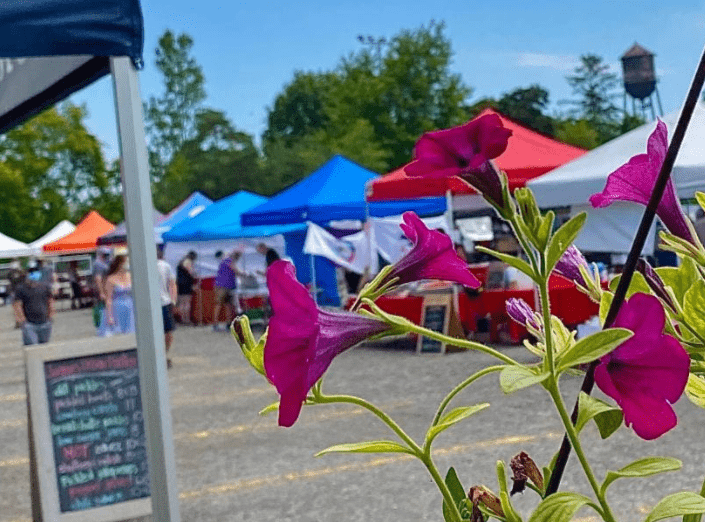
0, 1, 179, 520
240, 155, 447, 305
241, 154, 446, 226
157, 191, 213, 237
163, 191, 304, 242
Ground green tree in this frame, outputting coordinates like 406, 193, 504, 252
554, 119, 600, 149
263, 20, 472, 186
144, 30, 206, 183
0, 104, 112, 241
496, 85, 554, 135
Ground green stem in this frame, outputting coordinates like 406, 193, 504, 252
548, 384, 617, 522
538, 272, 554, 375
403, 321, 519, 366
431, 365, 505, 427
316, 392, 463, 522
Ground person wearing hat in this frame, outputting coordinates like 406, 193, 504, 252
13, 266, 54, 345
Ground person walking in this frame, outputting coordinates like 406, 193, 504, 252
13, 267, 54, 346
68, 260, 83, 309
212, 250, 246, 332
104, 254, 135, 335
157, 246, 177, 368
176, 251, 197, 324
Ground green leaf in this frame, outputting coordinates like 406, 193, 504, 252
556, 328, 632, 372
258, 401, 279, 416
696, 191, 705, 213
686, 374, 705, 409
608, 271, 651, 299
657, 257, 699, 306
427, 404, 490, 444
475, 246, 537, 282
575, 392, 618, 433
528, 492, 596, 522
593, 409, 623, 439
443, 467, 467, 522
644, 492, 705, 522
536, 211, 555, 250
315, 440, 414, 457
600, 457, 681, 496
545, 212, 587, 274
599, 292, 613, 327
684, 280, 705, 339
499, 366, 550, 394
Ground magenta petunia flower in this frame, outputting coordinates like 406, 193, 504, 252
594, 293, 689, 440
589, 120, 695, 243
380, 212, 480, 289
554, 245, 589, 285
404, 114, 512, 206
264, 260, 393, 427
506, 298, 539, 330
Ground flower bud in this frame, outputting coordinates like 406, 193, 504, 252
506, 298, 539, 330
468, 485, 504, 518
510, 451, 544, 495
554, 245, 589, 285
232, 315, 266, 376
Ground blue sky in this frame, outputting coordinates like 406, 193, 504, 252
73, 0, 705, 160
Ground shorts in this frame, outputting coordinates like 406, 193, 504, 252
162, 304, 176, 333
215, 287, 233, 304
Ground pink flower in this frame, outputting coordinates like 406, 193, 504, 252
595, 293, 689, 440
381, 212, 481, 289
404, 114, 512, 206
506, 298, 539, 329
589, 120, 695, 243
554, 245, 589, 285
264, 260, 392, 427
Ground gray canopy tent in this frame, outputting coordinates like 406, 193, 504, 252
0, 1, 179, 520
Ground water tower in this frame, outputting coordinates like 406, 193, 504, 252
621, 43, 663, 119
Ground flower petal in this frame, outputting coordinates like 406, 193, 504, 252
589, 120, 693, 242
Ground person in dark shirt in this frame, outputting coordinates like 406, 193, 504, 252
13, 268, 54, 345
256, 243, 280, 268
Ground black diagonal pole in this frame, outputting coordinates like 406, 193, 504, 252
545, 43, 705, 496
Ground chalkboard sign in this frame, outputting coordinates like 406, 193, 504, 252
26, 335, 152, 522
419, 305, 447, 353
416, 292, 465, 355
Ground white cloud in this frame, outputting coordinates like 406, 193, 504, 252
516, 52, 581, 71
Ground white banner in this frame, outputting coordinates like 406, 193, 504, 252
304, 223, 376, 275
372, 215, 451, 264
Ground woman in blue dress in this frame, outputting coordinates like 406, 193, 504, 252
104, 254, 135, 335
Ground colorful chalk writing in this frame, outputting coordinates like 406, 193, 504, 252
44, 349, 150, 513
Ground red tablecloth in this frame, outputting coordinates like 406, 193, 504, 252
371, 276, 598, 345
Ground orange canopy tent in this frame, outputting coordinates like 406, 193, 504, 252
43, 210, 115, 254
367, 108, 587, 201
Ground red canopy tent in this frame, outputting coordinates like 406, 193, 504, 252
43, 210, 115, 254
367, 108, 587, 201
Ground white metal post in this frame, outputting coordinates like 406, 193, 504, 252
110, 56, 181, 522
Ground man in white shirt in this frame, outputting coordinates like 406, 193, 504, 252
157, 246, 178, 368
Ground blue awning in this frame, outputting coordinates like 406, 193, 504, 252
0, 0, 143, 134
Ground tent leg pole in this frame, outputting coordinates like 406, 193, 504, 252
310, 254, 317, 304
110, 56, 181, 522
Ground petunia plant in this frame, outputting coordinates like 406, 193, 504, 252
234, 102, 705, 521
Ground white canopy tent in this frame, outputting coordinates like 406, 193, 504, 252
528, 102, 705, 254
0, 231, 34, 258
28, 220, 76, 255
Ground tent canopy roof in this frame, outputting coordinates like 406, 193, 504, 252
367, 109, 586, 201
241, 155, 447, 226
163, 191, 305, 242
43, 210, 115, 254
28, 220, 76, 251
528, 102, 705, 208
0, 0, 143, 134
0, 231, 33, 258
98, 209, 165, 246
159, 191, 213, 232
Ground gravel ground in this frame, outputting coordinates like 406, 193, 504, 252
1, 304, 704, 521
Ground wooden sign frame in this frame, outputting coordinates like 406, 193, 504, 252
25, 334, 152, 522
416, 292, 464, 354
